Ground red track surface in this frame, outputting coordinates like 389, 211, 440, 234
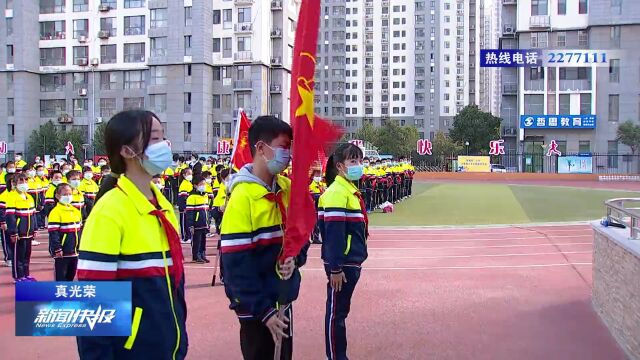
422, 178, 640, 191
0, 224, 626, 359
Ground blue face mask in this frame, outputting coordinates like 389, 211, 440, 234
345, 164, 364, 181
141, 141, 173, 176
264, 144, 291, 175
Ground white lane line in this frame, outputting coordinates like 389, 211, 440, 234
369, 229, 592, 235
366, 235, 588, 243
306, 242, 592, 251
167, 262, 595, 270
303, 251, 591, 260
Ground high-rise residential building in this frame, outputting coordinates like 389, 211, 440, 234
500, 0, 640, 171
479, 0, 501, 116
0, 0, 299, 156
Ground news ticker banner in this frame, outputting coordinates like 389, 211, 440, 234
15, 281, 132, 336
480, 49, 623, 68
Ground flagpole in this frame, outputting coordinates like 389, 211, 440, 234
230, 108, 243, 162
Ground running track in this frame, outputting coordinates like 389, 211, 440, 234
0, 225, 627, 359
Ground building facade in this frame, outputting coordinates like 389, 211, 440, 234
500, 0, 640, 171
0, 0, 299, 156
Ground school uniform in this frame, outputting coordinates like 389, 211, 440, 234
162, 168, 175, 204
78, 178, 99, 216
48, 202, 82, 281
36, 176, 49, 228
178, 180, 193, 242
318, 175, 369, 360
71, 188, 87, 220
211, 182, 227, 235
44, 183, 59, 216
5, 190, 37, 280
309, 180, 326, 242
27, 177, 42, 228
0, 190, 13, 264
76, 175, 187, 360
0, 171, 6, 193
15, 159, 27, 169
185, 190, 210, 262
220, 165, 308, 360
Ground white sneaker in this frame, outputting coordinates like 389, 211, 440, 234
32, 240, 41, 246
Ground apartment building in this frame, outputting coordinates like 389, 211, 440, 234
0, 0, 298, 156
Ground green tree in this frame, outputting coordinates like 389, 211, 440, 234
431, 131, 463, 157
449, 105, 502, 154
354, 121, 379, 145
93, 122, 108, 156
616, 120, 640, 155
62, 127, 88, 161
374, 121, 419, 157
27, 121, 63, 159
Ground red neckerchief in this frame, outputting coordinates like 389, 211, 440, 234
263, 191, 287, 229
354, 191, 369, 237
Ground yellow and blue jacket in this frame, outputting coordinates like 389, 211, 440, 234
0, 171, 6, 193
0, 190, 9, 226
318, 175, 369, 273
177, 180, 192, 213
4, 190, 37, 239
186, 191, 209, 230
78, 178, 99, 215
47, 203, 82, 257
220, 165, 308, 324
212, 182, 227, 208
44, 183, 59, 215
77, 175, 187, 360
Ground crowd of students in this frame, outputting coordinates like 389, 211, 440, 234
0, 110, 414, 360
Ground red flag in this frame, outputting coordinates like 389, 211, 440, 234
231, 108, 253, 170
281, 0, 343, 261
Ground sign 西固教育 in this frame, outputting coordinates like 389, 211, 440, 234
457, 156, 491, 173
480, 49, 543, 67
558, 156, 593, 174
15, 281, 131, 336
520, 115, 596, 129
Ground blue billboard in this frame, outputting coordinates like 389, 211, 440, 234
520, 115, 596, 129
480, 49, 543, 67
558, 156, 593, 174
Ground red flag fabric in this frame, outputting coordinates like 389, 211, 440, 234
231, 109, 253, 170
281, 0, 343, 261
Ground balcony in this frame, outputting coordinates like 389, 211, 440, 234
271, 56, 283, 67
234, 0, 254, 5
365, 76, 373, 82
365, 101, 373, 108
234, 51, 253, 62
529, 15, 550, 29
365, 13, 373, 20
503, 0, 517, 4
271, 0, 282, 10
524, 80, 544, 92
364, 89, 373, 95
365, 51, 373, 57
365, 64, 373, 70
382, 89, 389, 95
503, 83, 517, 95
234, 23, 253, 33
381, 101, 389, 107
270, 28, 282, 38
381, 14, 389, 19
270, 84, 282, 93
559, 79, 592, 92
233, 80, 252, 91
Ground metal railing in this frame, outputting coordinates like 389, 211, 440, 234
604, 198, 640, 240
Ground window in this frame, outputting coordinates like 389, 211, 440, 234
213, 38, 221, 53
557, 32, 566, 47
238, 7, 251, 23
237, 36, 251, 52
150, 9, 167, 28
223, 37, 232, 58
149, 94, 167, 113
40, 20, 66, 40
609, 59, 620, 83
213, 10, 221, 25
579, 0, 588, 14
124, 43, 145, 63
40, 0, 65, 14
73, 0, 87, 12
223, 9, 232, 29
531, 0, 548, 15
5, 0, 12, 9
151, 37, 167, 57
40, 47, 65, 66
73, 98, 88, 117
100, 72, 117, 90
610, 26, 621, 48
124, 0, 145, 9
184, 6, 192, 26
578, 31, 589, 46
7, 124, 14, 143
100, 0, 116, 9
72, 73, 87, 90
524, 94, 544, 114
558, 0, 566, 14
612, 0, 622, 15
100, 45, 117, 64
609, 94, 619, 122
580, 94, 592, 115
184, 122, 192, 142
221, 93, 232, 108
100, 17, 116, 36
100, 98, 117, 118
125, 16, 145, 36
40, 73, 66, 92
73, 46, 88, 64
124, 70, 145, 89
151, 67, 167, 85
531, 32, 548, 48
184, 93, 191, 112
40, 99, 66, 117
184, 36, 192, 56
213, 95, 221, 109
579, 141, 591, 153
123, 97, 144, 110
73, 19, 88, 39
6, 17, 12, 36
559, 94, 571, 114
608, 141, 619, 168
185, 64, 192, 78
7, 98, 13, 116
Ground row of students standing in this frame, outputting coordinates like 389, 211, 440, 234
359, 157, 415, 212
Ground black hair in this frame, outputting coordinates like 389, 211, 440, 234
50, 170, 63, 179
101, 165, 111, 172
325, 143, 364, 186
16, 152, 22, 156
172, 153, 179, 161
152, 174, 161, 179
5, 174, 15, 192
179, 167, 193, 183
199, 157, 205, 162
51, 163, 59, 171
215, 164, 224, 175
190, 153, 198, 160
178, 156, 185, 162
202, 171, 211, 178
5, 161, 14, 168
35, 164, 44, 170
54, 183, 72, 204
82, 166, 93, 173
96, 110, 158, 203
191, 175, 206, 194
67, 170, 81, 179
12, 172, 27, 185
248, 115, 293, 156
217, 168, 230, 184
192, 162, 203, 177
97, 157, 108, 163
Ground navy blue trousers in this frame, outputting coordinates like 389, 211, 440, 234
325, 265, 361, 360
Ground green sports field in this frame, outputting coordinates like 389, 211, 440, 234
369, 182, 640, 226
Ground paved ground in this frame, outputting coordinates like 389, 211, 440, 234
0, 225, 626, 359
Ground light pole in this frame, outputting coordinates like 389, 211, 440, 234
465, 141, 470, 155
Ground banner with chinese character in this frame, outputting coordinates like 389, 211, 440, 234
15, 281, 132, 336
480, 49, 543, 67
457, 156, 491, 173
558, 156, 593, 174
520, 115, 596, 129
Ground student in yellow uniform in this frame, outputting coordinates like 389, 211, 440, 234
78, 166, 99, 216
201, 171, 214, 231
178, 168, 193, 243
47, 183, 82, 281
162, 166, 175, 203
186, 175, 210, 264
0, 165, 5, 193
211, 168, 230, 235
35, 164, 49, 230
44, 171, 64, 216
5, 173, 37, 282
14, 153, 27, 170
25, 165, 43, 245
0, 173, 14, 267
309, 167, 326, 244
66, 170, 86, 220
77, 110, 187, 359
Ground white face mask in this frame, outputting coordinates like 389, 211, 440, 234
84, 173, 93, 180
313, 176, 322, 183
17, 183, 29, 193
27, 170, 36, 178
36, 170, 45, 177
185, 175, 193, 182
205, 178, 212, 184
197, 185, 206, 193
6, 168, 15, 173
69, 179, 80, 189
98, 161, 107, 166
154, 183, 164, 191
52, 179, 62, 186
59, 195, 72, 205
